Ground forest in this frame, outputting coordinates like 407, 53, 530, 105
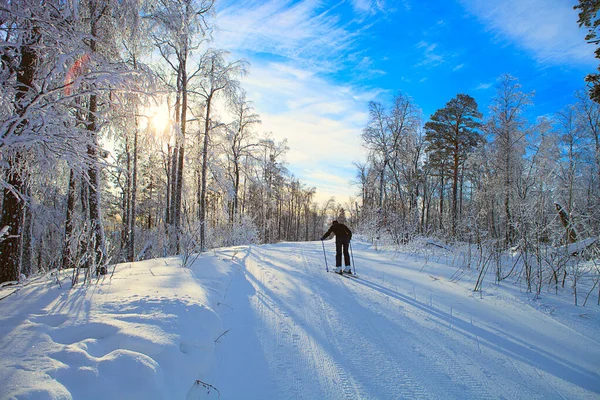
1, 0, 599, 302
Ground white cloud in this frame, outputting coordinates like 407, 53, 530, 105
303, 169, 360, 204
238, 60, 373, 202
453, 63, 465, 71
475, 82, 493, 90
214, 0, 361, 73
416, 41, 446, 67
351, 0, 387, 16
211, 0, 386, 202
459, 0, 595, 66
354, 56, 387, 78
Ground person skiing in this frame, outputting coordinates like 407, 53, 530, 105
321, 220, 352, 274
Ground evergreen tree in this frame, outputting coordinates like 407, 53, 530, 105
424, 94, 482, 237
575, 0, 600, 103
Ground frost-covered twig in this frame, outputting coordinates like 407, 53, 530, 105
194, 380, 220, 398
214, 329, 230, 343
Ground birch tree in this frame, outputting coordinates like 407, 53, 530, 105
486, 74, 533, 247
224, 90, 260, 223
195, 49, 246, 250
148, 0, 214, 251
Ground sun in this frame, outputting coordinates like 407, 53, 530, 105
141, 104, 170, 134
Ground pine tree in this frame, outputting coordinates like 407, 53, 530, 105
424, 94, 482, 237
575, 0, 600, 103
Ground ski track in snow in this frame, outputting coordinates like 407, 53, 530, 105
212, 241, 600, 400
3, 241, 599, 399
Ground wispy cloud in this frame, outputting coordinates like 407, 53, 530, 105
240, 59, 372, 167
215, 0, 363, 73
230, 58, 376, 202
210, 0, 391, 202
453, 63, 465, 71
459, 0, 595, 66
475, 82, 493, 90
416, 41, 446, 67
351, 0, 408, 16
354, 56, 387, 79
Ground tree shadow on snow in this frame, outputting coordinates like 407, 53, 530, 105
349, 277, 600, 395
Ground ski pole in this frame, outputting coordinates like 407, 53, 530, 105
350, 240, 356, 275
321, 239, 329, 272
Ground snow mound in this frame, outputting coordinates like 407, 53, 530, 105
0, 252, 235, 400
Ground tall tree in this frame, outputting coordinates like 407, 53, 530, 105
575, 0, 600, 103
196, 49, 246, 250
555, 106, 582, 244
149, 0, 214, 251
83, 0, 109, 271
0, 4, 40, 282
424, 93, 482, 237
575, 90, 600, 195
362, 101, 390, 212
225, 90, 260, 223
361, 94, 422, 236
486, 74, 533, 247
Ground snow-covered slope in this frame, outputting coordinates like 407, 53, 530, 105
1, 240, 599, 399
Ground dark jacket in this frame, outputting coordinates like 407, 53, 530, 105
321, 222, 352, 241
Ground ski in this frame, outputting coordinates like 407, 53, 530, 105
329, 271, 359, 278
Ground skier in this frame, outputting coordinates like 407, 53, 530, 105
321, 220, 353, 274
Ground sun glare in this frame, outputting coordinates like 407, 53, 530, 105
141, 104, 170, 134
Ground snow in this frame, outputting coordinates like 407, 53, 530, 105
565, 237, 598, 255
1, 240, 599, 399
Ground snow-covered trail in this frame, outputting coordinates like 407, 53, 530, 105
208, 241, 600, 400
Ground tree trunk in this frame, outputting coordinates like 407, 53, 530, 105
86, 93, 105, 269
62, 169, 77, 270
129, 125, 138, 262
452, 152, 459, 237
439, 173, 445, 231
85, 1, 106, 271
122, 138, 131, 260
173, 57, 187, 253
233, 152, 240, 223
0, 172, 24, 283
21, 193, 33, 278
504, 139, 513, 247
378, 159, 387, 211
200, 94, 213, 251
0, 26, 39, 283
555, 203, 577, 244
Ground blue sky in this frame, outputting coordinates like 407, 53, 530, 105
213, 0, 596, 204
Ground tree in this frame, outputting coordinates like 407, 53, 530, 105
575, 90, 600, 196
486, 74, 533, 247
149, 0, 214, 252
362, 101, 389, 212
575, 0, 600, 103
555, 106, 583, 244
224, 90, 260, 224
0, 3, 40, 282
424, 93, 482, 237
195, 49, 246, 250
361, 94, 421, 226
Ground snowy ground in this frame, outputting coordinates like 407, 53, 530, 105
1, 240, 599, 399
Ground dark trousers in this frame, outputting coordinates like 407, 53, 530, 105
336, 237, 351, 267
